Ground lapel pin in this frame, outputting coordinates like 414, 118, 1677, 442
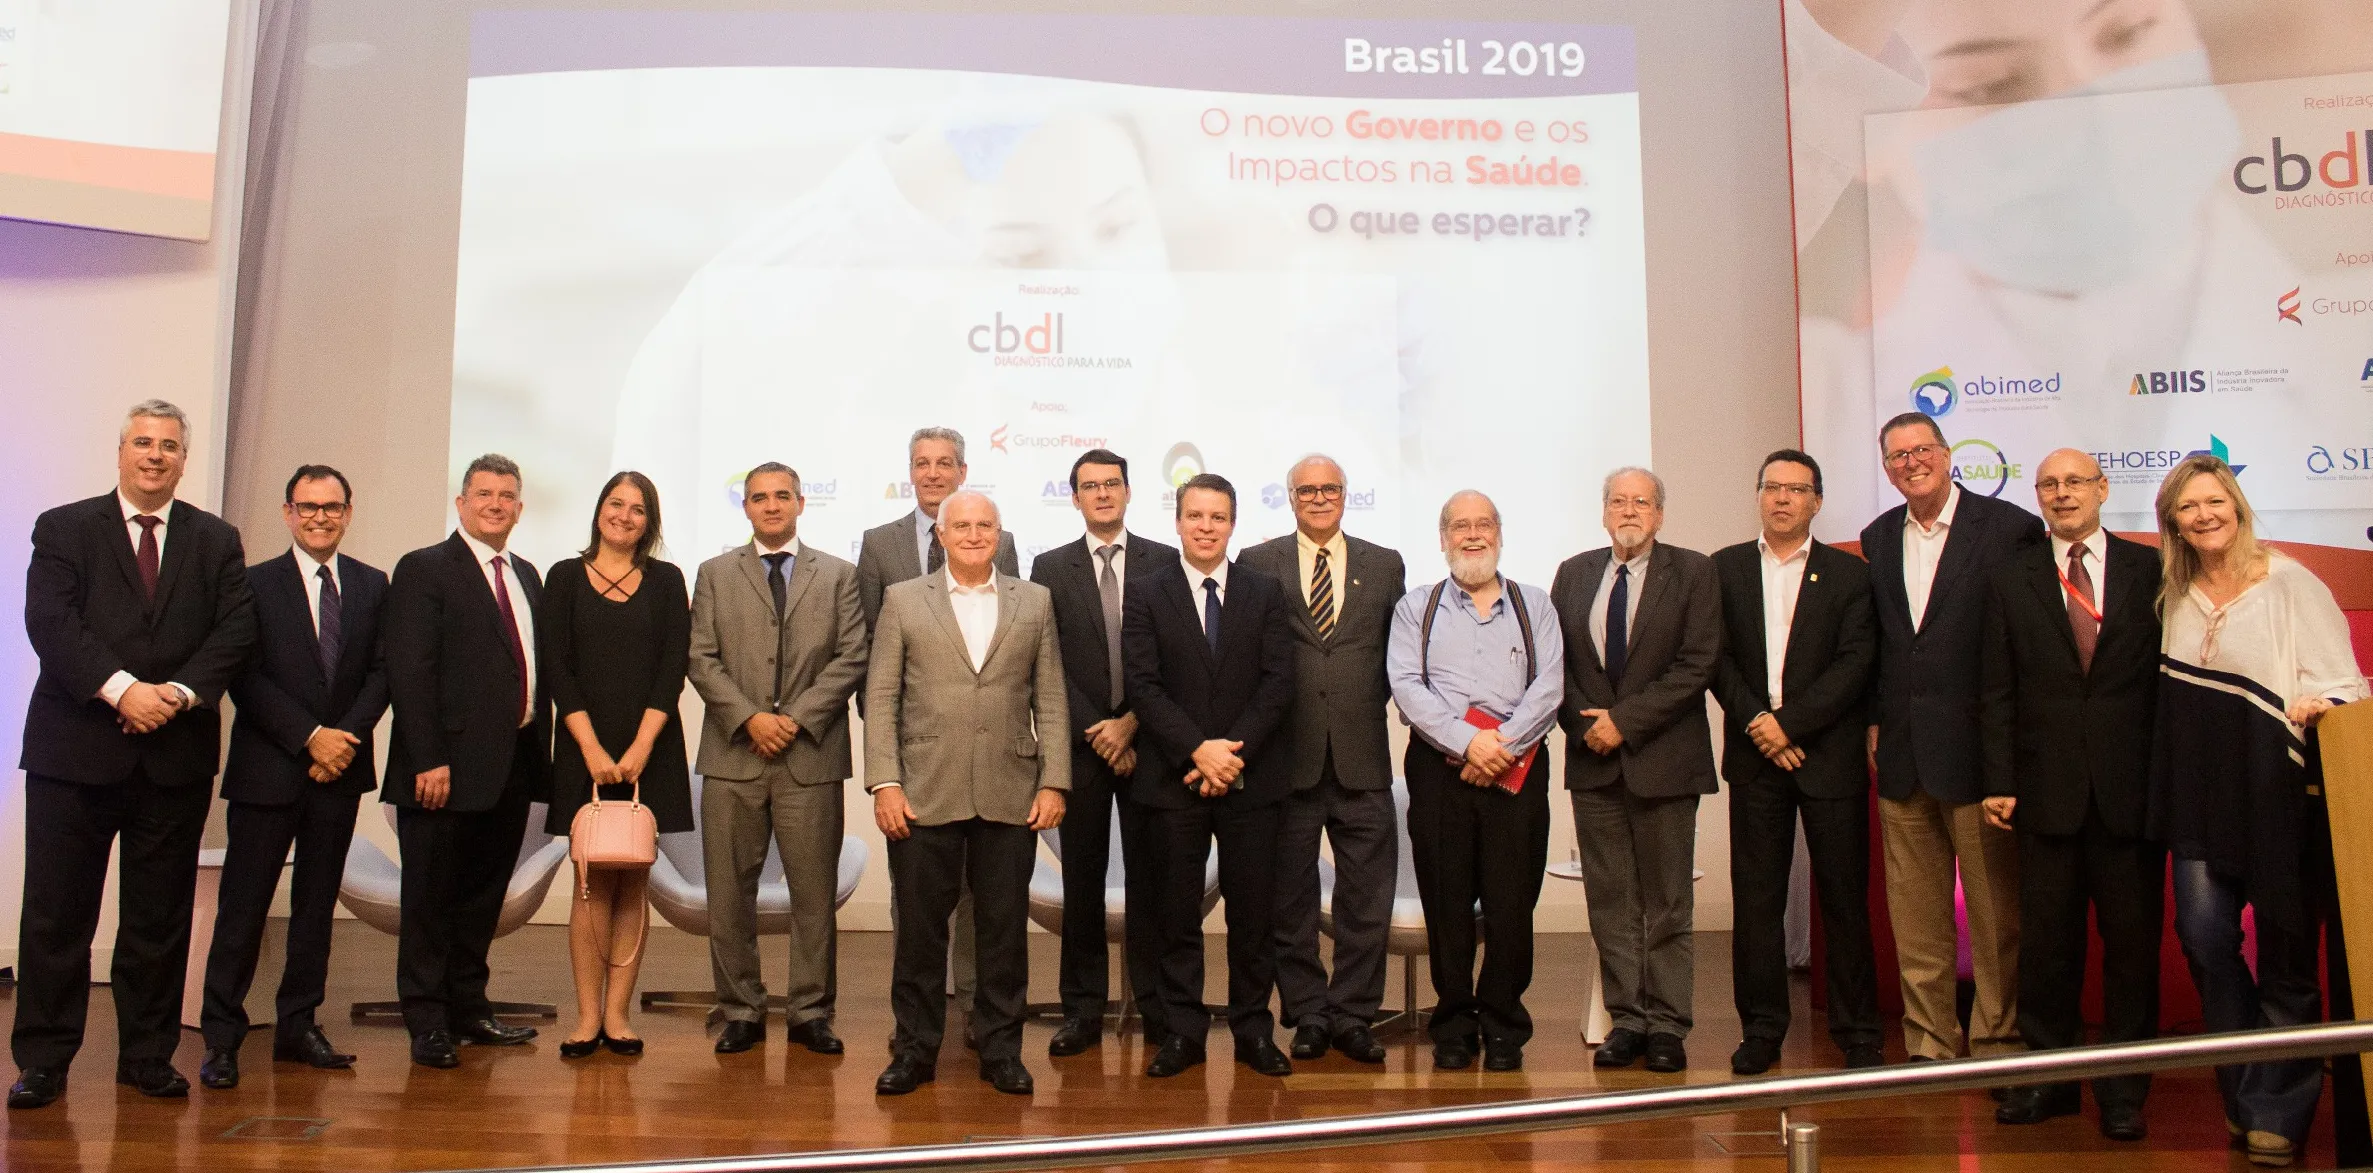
1809, 573, 1819, 582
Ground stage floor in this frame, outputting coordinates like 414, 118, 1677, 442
0, 923, 2341, 1171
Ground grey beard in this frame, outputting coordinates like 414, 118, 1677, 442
1446, 548, 1499, 587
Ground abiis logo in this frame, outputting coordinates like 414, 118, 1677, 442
2278, 286, 2303, 325
2129, 369, 2205, 395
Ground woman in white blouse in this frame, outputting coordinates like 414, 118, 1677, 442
2148, 454, 2369, 1168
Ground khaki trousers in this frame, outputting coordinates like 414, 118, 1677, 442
1878, 790, 2022, 1058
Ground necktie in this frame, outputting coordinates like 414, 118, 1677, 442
316, 563, 343, 681
1202, 577, 1222, 657
134, 515, 161, 601
926, 523, 945, 573
1604, 563, 1631, 685
490, 555, 529, 724
1097, 545, 1124, 709
763, 551, 790, 618
2065, 544, 2099, 674
1309, 546, 1337, 639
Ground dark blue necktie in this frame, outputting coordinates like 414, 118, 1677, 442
1604, 563, 1630, 685
316, 563, 343, 681
1202, 577, 1222, 656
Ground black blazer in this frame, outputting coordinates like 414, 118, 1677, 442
383, 533, 552, 812
20, 493, 256, 787
1710, 540, 1877, 800
1550, 542, 1723, 798
1860, 490, 2046, 805
1979, 533, 2162, 838
1029, 532, 1180, 743
1237, 533, 1407, 792
1120, 562, 1297, 811
224, 551, 390, 803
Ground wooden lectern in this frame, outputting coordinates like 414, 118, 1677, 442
2319, 699, 2373, 1129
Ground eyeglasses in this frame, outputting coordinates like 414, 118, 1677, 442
1292, 483, 1345, 503
941, 520, 999, 537
1604, 495, 1658, 513
2035, 475, 2104, 494
1884, 443, 1947, 469
1075, 477, 1126, 495
1444, 518, 1500, 537
1758, 481, 1817, 499
290, 501, 349, 519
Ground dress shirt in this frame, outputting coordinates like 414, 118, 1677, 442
457, 528, 538, 727
1902, 484, 1961, 632
2049, 527, 2108, 615
294, 546, 344, 744
947, 573, 999, 671
1386, 576, 1565, 758
1183, 558, 1231, 634
98, 491, 197, 709
756, 533, 801, 560
1587, 543, 1654, 661
911, 507, 939, 572
1295, 529, 1348, 610
1759, 536, 1811, 708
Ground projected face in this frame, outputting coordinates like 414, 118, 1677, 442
117, 415, 187, 508
939, 493, 1002, 580
976, 115, 1168, 272
1903, 0, 2204, 107
284, 476, 351, 560
1175, 487, 1236, 571
1756, 460, 1822, 546
744, 470, 804, 547
2032, 449, 2109, 541
1602, 472, 1665, 556
909, 438, 967, 517
1070, 461, 1131, 533
457, 471, 523, 547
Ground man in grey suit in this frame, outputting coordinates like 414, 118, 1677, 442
866, 491, 1068, 1098
687, 463, 869, 1057
1238, 454, 1405, 1065
1550, 466, 1721, 1075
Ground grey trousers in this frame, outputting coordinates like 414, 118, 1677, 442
1273, 774, 1396, 1030
704, 768, 843, 1026
1571, 786, 1700, 1038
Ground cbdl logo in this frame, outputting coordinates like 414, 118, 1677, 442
2232, 131, 2367, 194
967, 313, 1066, 355
1910, 367, 1957, 417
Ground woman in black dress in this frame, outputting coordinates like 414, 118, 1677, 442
542, 470, 692, 1057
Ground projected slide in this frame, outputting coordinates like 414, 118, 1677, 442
0, 0, 235, 239
452, 13, 1649, 583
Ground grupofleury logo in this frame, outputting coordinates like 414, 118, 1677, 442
2278, 286, 2303, 325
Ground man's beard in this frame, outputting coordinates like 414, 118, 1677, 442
1446, 547, 1499, 587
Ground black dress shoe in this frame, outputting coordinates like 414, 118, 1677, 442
1433, 1037, 1476, 1071
980, 1057, 1034, 1095
2099, 1103, 2149, 1142
1994, 1083, 2081, 1125
456, 1017, 536, 1046
1333, 1023, 1387, 1064
714, 1020, 764, 1054
411, 1030, 460, 1069
116, 1061, 189, 1098
1594, 1027, 1646, 1068
874, 1055, 936, 1095
1483, 1042, 1524, 1072
274, 1026, 355, 1069
199, 1048, 240, 1089
1145, 1037, 1206, 1078
559, 1034, 604, 1060
603, 1034, 643, 1057
1643, 1032, 1689, 1073
1048, 1018, 1101, 1057
786, 1018, 844, 1055
1731, 1037, 1782, 1076
1235, 1037, 1293, 1077
1843, 1043, 1886, 1069
7, 1068, 64, 1109
1290, 1023, 1330, 1061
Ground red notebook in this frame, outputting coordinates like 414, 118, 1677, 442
1464, 706, 1538, 794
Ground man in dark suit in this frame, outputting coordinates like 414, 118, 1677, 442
9, 400, 256, 1108
1980, 449, 2164, 1141
1121, 473, 1298, 1079
1028, 449, 1179, 1057
197, 465, 389, 1090
1239, 454, 1405, 1064
383, 453, 551, 1069
1859, 412, 2044, 1062
1551, 466, 1721, 1075
1710, 450, 1882, 1075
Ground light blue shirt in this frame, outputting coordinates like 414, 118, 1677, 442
912, 507, 937, 571
1388, 575, 1564, 758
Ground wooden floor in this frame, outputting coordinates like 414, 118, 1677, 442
0, 924, 2347, 1171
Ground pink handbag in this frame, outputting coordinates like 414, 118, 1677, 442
569, 779, 657, 900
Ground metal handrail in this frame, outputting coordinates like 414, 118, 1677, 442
482, 1021, 2373, 1173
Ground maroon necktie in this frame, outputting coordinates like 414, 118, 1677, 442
2065, 545, 2098, 674
490, 555, 529, 723
133, 515, 161, 601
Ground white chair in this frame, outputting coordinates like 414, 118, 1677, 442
639, 774, 868, 1014
1024, 805, 1219, 1028
337, 802, 573, 1020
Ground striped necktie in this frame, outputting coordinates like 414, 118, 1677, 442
1309, 546, 1337, 639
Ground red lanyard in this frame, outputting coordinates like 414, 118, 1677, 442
2056, 561, 2102, 624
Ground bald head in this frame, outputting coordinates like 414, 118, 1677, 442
2033, 448, 2108, 542
938, 491, 1003, 584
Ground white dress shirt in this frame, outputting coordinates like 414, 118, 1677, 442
756, 533, 801, 559
2049, 527, 2108, 616
98, 492, 196, 709
1587, 543, 1653, 660
457, 528, 538, 727
1759, 535, 1812, 707
1295, 529, 1348, 612
1184, 558, 1231, 634
1902, 485, 1961, 632
947, 573, 1000, 670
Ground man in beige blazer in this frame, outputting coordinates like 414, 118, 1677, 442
687, 463, 869, 1056
865, 491, 1068, 1098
